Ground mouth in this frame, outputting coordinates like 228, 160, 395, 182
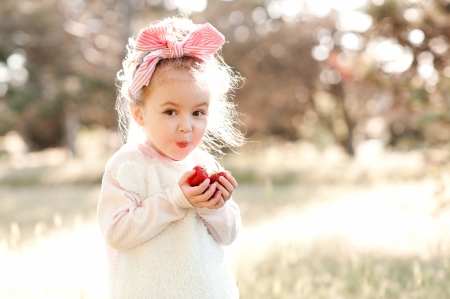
176, 141, 189, 148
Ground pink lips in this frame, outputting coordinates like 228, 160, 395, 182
177, 141, 188, 148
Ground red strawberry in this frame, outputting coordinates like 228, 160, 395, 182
209, 171, 228, 184
188, 166, 209, 186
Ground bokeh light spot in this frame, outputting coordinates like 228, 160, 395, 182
252, 7, 267, 25
234, 25, 249, 43
94, 35, 109, 49
336, 12, 372, 33
444, 66, 450, 78
229, 10, 245, 25
163, 0, 177, 11
0, 63, 11, 83
12, 30, 30, 46
312, 45, 330, 61
303, 110, 318, 125
408, 29, 425, 45
403, 8, 423, 22
266, 1, 282, 19
417, 51, 434, 65
270, 43, 285, 58
327, 69, 342, 84
175, 0, 207, 14
314, 28, 331, 41
282, 0, 302, 18
7, 53, 26, 70
429, 37, 448, 55
11, 68, 29, 86
320, 35, 334, 51
341, 33, 364, 51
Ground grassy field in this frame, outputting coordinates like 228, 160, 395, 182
231, 183, 450, 299
1, 134, 450, 298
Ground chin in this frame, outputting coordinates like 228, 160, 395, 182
170, 150, 192, 161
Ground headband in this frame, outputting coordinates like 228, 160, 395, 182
129, 23, 225, 95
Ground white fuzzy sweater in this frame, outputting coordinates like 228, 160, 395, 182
97, 142, 241, 299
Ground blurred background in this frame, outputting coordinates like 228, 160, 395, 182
2, 0, 450, 298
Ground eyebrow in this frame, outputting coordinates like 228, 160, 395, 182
161, 101, 209, 108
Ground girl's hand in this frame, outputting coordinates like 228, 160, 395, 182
179, 170, 225, 209
215, 172, 238, 203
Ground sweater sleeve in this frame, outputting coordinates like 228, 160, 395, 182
196, 199, 241, 246
97, 157, 193, 251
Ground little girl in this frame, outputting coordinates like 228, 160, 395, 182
97, 16, 245, 299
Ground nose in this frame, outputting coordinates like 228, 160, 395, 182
178, 115, 192, 133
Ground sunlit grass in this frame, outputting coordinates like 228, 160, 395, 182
230, 179, 450, 299
235, 241, 450, 299
2, 132, 450, 298
0, 185, 100, 245
0, 223, 109, 299
2, 180, 450, 298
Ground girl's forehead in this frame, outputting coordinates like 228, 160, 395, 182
140, 69, 197, 99
153, 69, 194, 85
143, 72, 211, 106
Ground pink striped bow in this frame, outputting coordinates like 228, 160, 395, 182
129, 23, 225, 95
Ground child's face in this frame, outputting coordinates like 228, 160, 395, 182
131, 71, 210, 161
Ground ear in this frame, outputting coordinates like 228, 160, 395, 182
130, 102, 145, 126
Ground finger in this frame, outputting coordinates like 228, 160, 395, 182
193, 178, 210, 194
225, 173, 238, 188
179, 169, 196, 184
197, 183, 217, 202
204, 191, 221, 208
213, 197, 225, 209
216, 184, 230, 201
182, 179, 211, 201
190, 184, 216, 206
218, 176, 234, 193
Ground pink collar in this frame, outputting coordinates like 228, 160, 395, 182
137, 142, 176, 162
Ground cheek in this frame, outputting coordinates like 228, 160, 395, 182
195, 119, 208, 136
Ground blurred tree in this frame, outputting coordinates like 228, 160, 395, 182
1, 0, 118, 152
2, 0, 450, 155
206, 0, 450, 154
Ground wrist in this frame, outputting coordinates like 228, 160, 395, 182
172, 184, 194, 209
196, 206, 223, 214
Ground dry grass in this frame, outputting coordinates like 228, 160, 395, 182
230, 182, 450, 299
1, 130, 450, 298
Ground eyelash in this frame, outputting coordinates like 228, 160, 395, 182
193, 110, 205, 116
164, 110, 205, 116
164, 109, 176, 116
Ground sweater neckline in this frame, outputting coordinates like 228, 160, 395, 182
137, 142, 195, 165
137, 142, 176, 162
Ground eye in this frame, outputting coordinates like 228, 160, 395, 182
193, 110, 205, 117
164, 109, 177, 116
